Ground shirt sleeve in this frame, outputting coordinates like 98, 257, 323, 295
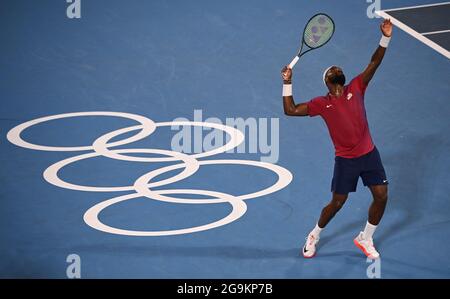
306, 97, 324, 117
351, 73, 368, 94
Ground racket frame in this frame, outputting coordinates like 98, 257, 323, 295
289, 13, 335, 69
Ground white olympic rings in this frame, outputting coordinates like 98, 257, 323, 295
7, 111, 292, 236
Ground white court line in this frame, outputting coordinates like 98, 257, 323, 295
375, 10, 450, 59
421, 29, 450, 35
383, 1, 450, 12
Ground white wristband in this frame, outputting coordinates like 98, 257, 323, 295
283, 84, 292, 96
379, 35, 391, 48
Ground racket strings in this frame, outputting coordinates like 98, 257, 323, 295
303, 15, 334, 49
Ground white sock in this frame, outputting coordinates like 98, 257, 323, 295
362, 221, 377, 239
310, 223, 323, 238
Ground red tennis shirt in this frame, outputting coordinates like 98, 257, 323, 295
306, 74, 375, 158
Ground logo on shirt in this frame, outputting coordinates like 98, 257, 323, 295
347, 93, 353, 100
326, 104, 332, 108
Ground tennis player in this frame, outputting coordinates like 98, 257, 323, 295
281, 19, 393, 259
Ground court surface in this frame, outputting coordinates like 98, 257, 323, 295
1, 0, 449, 278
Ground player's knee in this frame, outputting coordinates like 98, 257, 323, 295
331, 198, 346, 210
374, 191, 388, 203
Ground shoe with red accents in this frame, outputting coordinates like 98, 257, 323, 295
354, 232, 380, 259
302, 234, 319, 258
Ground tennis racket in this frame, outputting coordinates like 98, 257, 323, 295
288, 13, 335, 69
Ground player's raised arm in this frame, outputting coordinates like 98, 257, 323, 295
281, 66, 308, 116
361, 19, 393, 86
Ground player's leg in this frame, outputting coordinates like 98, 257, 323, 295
354, 147, 389, 259
368, 184, 388, 226
302, 192, 349, 258
354, 184, 388, 259
302, 156, 359, 258
318, 192, 349, 228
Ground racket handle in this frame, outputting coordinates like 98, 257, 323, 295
288, 56, 299, 69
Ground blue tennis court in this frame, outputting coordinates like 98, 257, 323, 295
1, 0, 449, 278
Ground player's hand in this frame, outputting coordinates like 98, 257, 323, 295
381, 19, 392, 37
281, 66, 292, 83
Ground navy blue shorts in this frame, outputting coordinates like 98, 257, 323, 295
331, 146, 388, 194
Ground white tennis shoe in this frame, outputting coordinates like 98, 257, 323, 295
354, 232, 380, 259
302, 233, 319, 258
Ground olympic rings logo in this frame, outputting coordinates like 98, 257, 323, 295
7, 112, 293, 236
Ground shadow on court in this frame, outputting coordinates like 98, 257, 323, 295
70, 244, 300, 259
377, 134, 445, 246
